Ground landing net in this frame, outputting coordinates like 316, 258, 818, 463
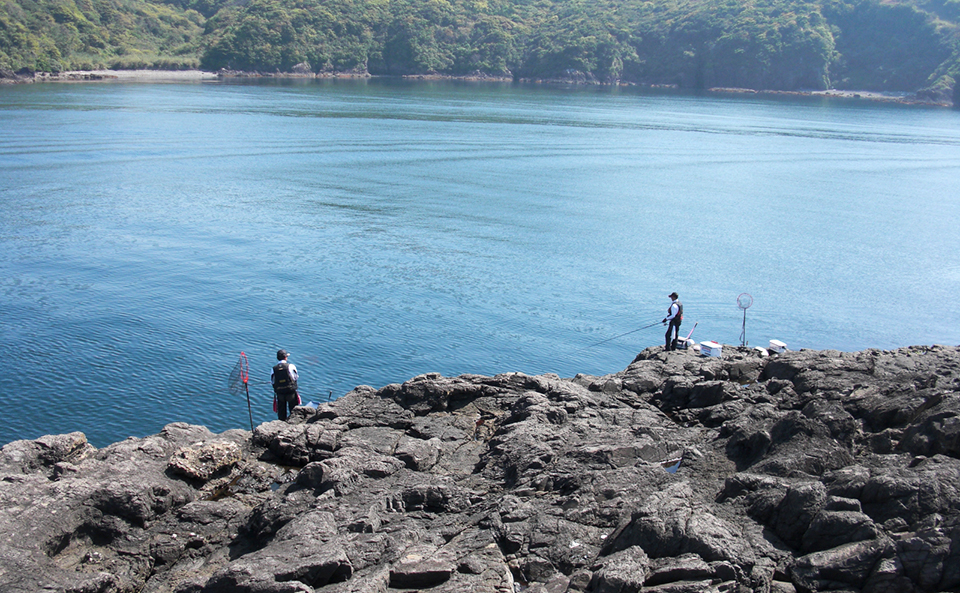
228, 352, 254, 431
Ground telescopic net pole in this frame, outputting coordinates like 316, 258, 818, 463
740, 309, 747, 347
241, 353, 253, 431
737, 293, 753, 348
244, 380, 253, 431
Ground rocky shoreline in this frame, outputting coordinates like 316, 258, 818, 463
2, 69, 951, 107
2, 344, 960, 593
2, 69, 221, 83
706, 87, 949, 107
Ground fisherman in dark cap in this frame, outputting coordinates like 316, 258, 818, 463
663, 292, 683, 351
270, 349, 300, 421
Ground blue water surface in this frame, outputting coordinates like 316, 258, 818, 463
1, 79, 959, 447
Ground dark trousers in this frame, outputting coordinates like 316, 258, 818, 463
276, 391, 299, 421
665, 321, 681, 351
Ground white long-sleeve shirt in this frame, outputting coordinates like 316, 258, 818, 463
665, 301, 680, 322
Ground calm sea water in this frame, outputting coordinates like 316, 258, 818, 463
2, 79, 959, 447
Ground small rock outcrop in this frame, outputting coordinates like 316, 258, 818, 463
2, 345, 959, 593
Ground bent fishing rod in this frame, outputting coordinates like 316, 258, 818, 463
574, 320, 663, 353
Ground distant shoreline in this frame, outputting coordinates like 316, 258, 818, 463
25, 69, 221, 83
707, 86, 948, 107
7, 69, 951, 107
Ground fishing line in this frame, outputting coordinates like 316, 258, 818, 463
573, 320, 663, 353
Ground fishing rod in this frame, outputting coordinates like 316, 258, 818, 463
574, 320, 663, 353
246, 378, 339, 402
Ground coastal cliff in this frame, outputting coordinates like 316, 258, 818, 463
2, 345, 959, 593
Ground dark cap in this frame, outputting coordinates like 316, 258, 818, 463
277, 349, 289, 361
668, 292, 679, 299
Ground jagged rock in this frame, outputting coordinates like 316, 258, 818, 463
168, 441, 243, 481
0, 431, 94, 475
394, 434, 441, 470
203, 510, 353, 592
791, 537, 896, 592
589, 546, 650, 591
800, 508, 881, 554
2, 345, 960, 593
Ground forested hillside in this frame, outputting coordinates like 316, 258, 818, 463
2, 0, 958, 100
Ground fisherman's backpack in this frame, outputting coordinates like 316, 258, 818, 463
273, 362, 298, 396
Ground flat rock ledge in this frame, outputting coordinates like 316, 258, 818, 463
2, 345, 960, 593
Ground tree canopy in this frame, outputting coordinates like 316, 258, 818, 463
2, 0, 958, 98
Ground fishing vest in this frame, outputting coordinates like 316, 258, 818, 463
272, 362, 298, 396
668, 301, 683, 323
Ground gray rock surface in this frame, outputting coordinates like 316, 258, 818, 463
2, 344, 959, 592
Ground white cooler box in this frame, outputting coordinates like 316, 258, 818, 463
700, 341, 722, 357
769, 339, 787, 353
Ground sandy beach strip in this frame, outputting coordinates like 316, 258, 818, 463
32, 70, 220, 83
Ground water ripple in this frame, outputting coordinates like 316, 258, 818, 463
1, 80, 959, 446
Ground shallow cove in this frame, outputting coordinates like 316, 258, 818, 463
1, 78, 959, 447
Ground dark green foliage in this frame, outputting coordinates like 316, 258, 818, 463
155, 0, 235, 18
825, 0, 957, 90
372, 0, 459, 74
514, 0, 639, 82
0, 0, 205, 72
617, 0, 838, 89
453, 14, 523, 76
200, 0, 386, 72
2, 0, 958, 97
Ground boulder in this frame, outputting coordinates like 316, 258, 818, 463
168, 441, 243, 481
